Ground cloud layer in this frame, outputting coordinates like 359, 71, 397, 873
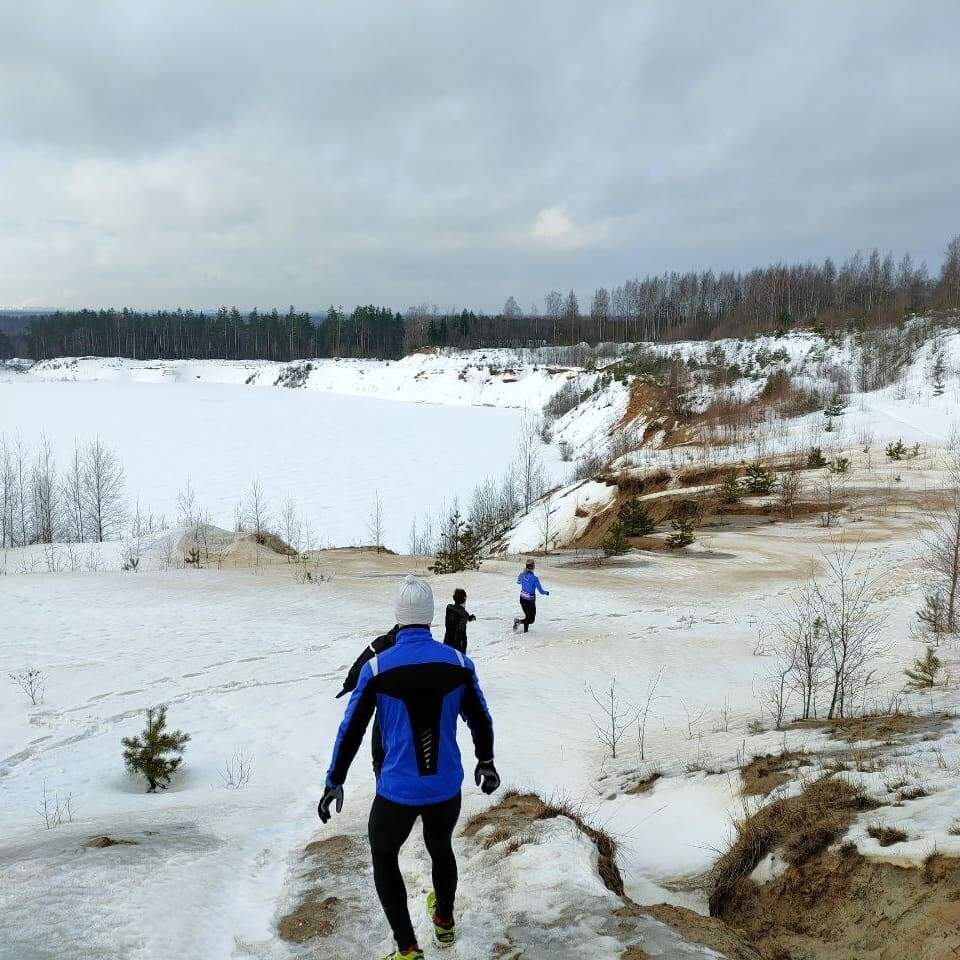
1, 1, 958, 310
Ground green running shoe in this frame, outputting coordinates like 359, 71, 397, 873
426, 891, 456, 948
380, 949, 424, 960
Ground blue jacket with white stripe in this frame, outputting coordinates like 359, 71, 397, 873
326, 626, 494, 806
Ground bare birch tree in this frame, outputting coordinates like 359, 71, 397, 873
240, 479, 271, 541
917, 454, 960, 634
367, 490, 385, 553
516, 412, 545, 514
811, 541, 886, 719
31, 434, 58, 543
62, 441, 86, 543
82, 438, 126, 542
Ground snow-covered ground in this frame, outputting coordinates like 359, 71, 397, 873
6, 333, 960, 957
1, 501, 947, 959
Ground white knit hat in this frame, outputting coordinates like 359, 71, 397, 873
395, 574, 434, 627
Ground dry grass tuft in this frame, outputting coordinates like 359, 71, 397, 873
867, 824, 909, 847
740, 750, 811, 797
710, 777, 876, 917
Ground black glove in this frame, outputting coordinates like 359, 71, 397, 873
317, 782, 344, 823
474, 760, 500, 796
468, 614, 476, 622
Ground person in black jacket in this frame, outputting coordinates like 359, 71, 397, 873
336, 624, 399, 776
336, 625, 399, 700
443, 588, 475, 654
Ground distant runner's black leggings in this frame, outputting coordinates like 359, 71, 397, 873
519, 597, 537, 631
368, 792, 461, 948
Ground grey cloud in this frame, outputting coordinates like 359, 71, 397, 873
0, 0, 958, 311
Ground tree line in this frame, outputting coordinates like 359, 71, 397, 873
10, 234, 960, 362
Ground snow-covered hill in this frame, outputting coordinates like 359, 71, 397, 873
19, 350, 585, 410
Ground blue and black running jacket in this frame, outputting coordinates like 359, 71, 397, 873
326, 626, 494, 806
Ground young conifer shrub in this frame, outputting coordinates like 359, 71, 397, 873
905, 648, 943, 691
429, 511, 482, 574
122, 706, 190, 793
601, 520, 629, 557
619, 498, 655, 536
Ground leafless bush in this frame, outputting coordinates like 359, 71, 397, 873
589, 678, 637, 760
10, 667, 45, 705
37, 780, 74, 829
637, 667, 664, 761
294, 555, 333, 584
571, 451, 606, 482
219, 749, 254, 789
777, 471, 804, 519
679, 699, 707, 740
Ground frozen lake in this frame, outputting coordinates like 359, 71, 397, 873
0, 376, 555, 549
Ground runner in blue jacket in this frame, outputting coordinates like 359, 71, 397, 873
513, 558, 549, 632
318, 576, 499, 960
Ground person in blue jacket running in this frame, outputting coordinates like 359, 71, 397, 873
318, 575, 499, 960
513, 558, 549, 633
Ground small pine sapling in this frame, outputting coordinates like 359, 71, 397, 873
743, 464, 777, 496
122, 705, 190, 792
905, 648, 943, 691
619, 498, 655, 536
718, 471, 742, 505
429, 511, 482, 574
886, 439, 907, 461
806, 446, 828, 469
932, 351, 946, 397
666, 499, 700, 549
824, 392, 845, 419
917, 592, 948, 638
184, 547, 202, 568
829, 456, 850, 474
601, 519, 630, 557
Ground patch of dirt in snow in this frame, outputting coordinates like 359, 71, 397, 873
83, 835, 138, 849
718, 847, 960, 960
276, 834, 366, 944
739, 751, 812, 798
789, 711, 952, 744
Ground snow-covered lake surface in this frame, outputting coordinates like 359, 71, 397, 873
0, 372, 559, 550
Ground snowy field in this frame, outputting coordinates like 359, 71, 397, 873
1, 507, 949, 959
0, 370, 561, 551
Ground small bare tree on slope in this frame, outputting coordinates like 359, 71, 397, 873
917, 453, 960, 636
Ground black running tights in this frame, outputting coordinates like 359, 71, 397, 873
368, 792, 461, 949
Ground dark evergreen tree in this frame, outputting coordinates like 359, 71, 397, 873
601, 519, 629, 557
886, 438, 907, 461
932, 350, 947, 397
717, 471, 742, 505
743, 464, 777, 495
806, 446, 828, 468
666, 499, 700, 549
619, 498, 655, 536
429, 512, 482, 574
122, 706, 190, 793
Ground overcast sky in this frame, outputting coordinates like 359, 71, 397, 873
1, 1, 958, 312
